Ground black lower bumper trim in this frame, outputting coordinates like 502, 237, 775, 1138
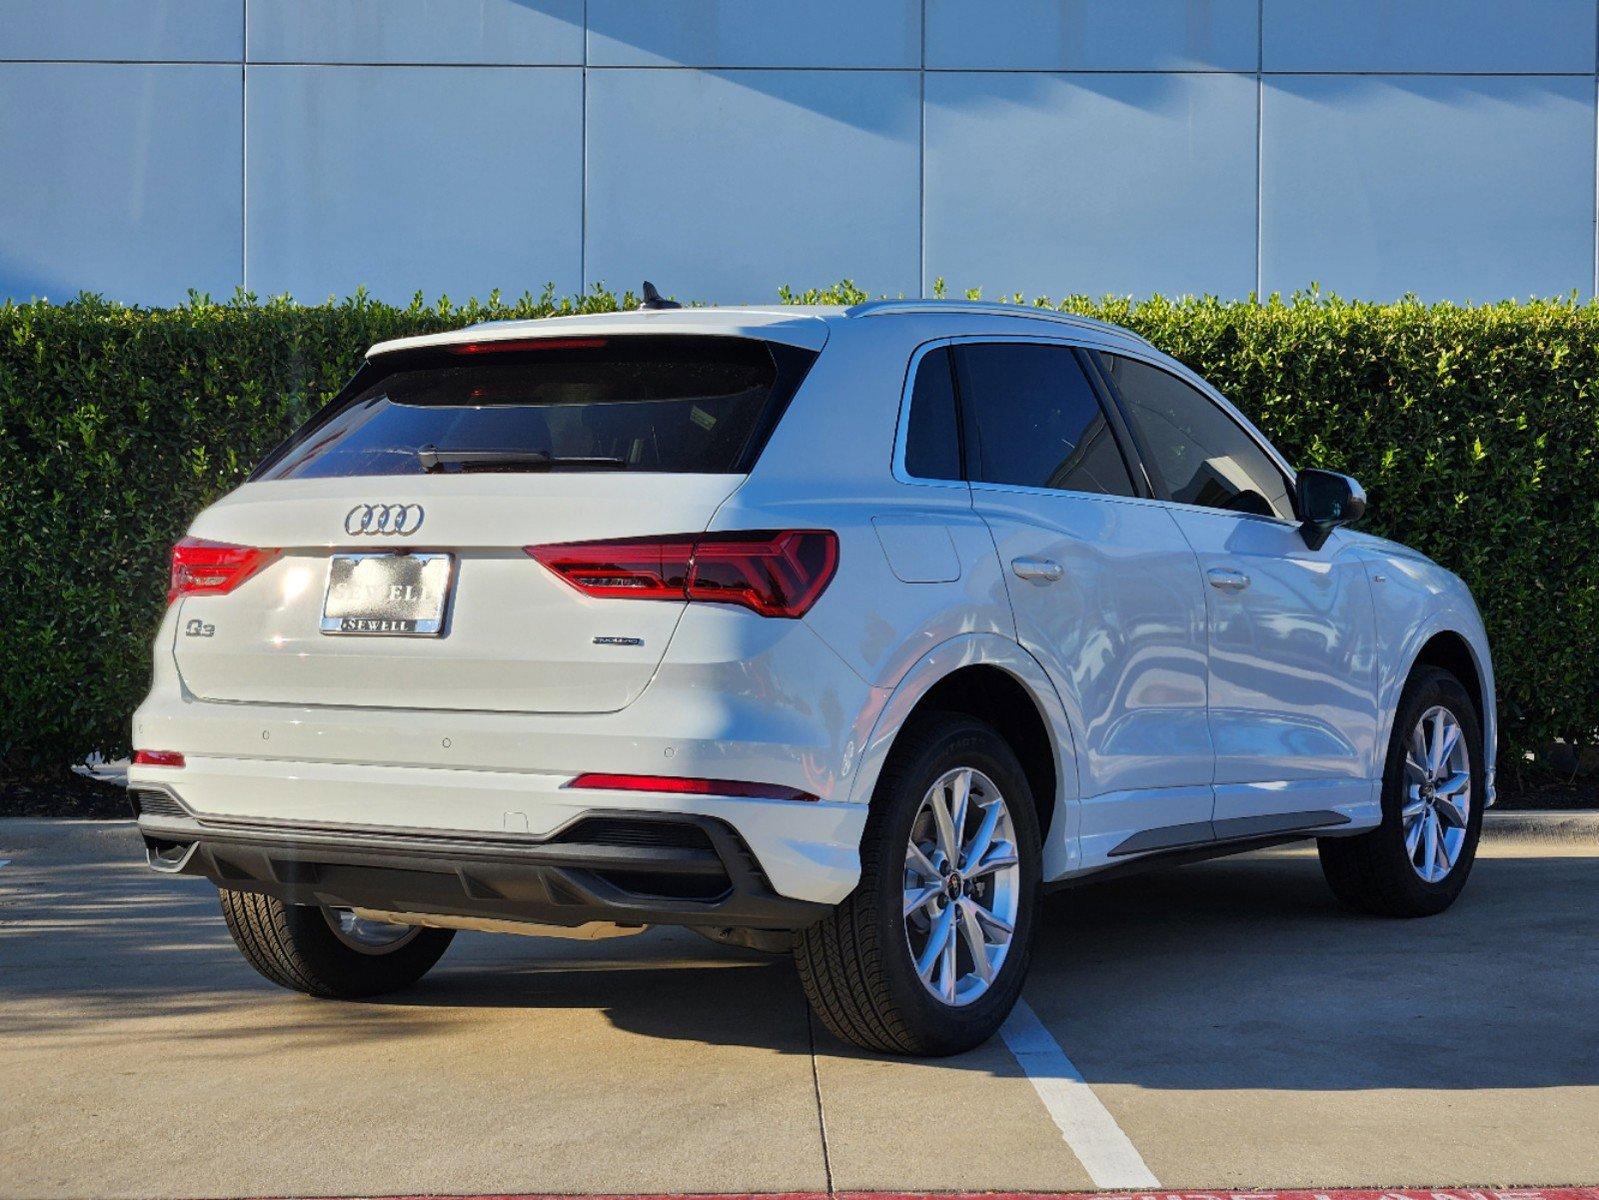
134, 803, 829, 932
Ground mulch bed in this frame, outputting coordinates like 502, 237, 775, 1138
0, 772, 131, 819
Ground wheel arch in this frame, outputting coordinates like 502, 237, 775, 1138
1413, 629, 1486, 727
845, 634, 1078, 867
1385, 622, 1498, 804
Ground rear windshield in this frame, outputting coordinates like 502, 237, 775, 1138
252, 335, 817, 480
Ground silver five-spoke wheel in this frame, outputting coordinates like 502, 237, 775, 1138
903, 767, 1020, 1006
1403, 705, 1471, 883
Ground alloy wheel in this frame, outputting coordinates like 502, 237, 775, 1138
902, 766, 1021, 1007
1403, 705, 1472, 883
322, 907, 421, 955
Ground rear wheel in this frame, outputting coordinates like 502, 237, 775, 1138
795, 713, 1041, 1056
219, 890, 454, 998
1319, 665, 1484, 917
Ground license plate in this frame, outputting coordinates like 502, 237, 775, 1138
320, 553, 454, 636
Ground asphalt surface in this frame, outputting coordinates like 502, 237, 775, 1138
1, 816, 1595, 1199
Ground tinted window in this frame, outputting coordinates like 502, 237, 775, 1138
954, 343, 1136, 497
254, 336, 815, 480
903, 347, 961, 480
1102, 354, 1295, 521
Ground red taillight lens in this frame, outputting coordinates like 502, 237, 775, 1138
133, 750, 185, 768
527, 539, 694, 601
566, 772, 817, 802
527, 530, 838, 619
168, 537, 280, 604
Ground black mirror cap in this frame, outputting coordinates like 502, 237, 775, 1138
1297, 469, 1366, 549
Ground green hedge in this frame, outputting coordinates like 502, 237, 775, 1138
3, 282, 1596, 778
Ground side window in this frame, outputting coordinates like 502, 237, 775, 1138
953, 342, 1136, 498
1101, 354, 1295, 522
903, 347, 962, 481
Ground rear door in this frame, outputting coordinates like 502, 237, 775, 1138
172, 335, 815, 714
951, 340, 1215, 866
1094, 351, 1379, 835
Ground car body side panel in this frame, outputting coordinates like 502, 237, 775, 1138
975, 489, 1217, 870
1347, 532, 1499, 803
720, 321, 1019, 692
1168, 512, 1381, 829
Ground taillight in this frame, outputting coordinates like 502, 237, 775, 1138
566, 772, 817, 802
133, 750, 185, 768
527, 530, 838, 619
446, 337, 606, 354
168, 537, 280, 604
527, 539, 694, 602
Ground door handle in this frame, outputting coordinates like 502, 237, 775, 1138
1011, 557, 1063, 585
1207, 567, 1251, 593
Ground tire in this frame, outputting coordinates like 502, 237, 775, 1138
219, 890, 454, 998
1318, 665, 1485, 917
795, 713, 1041, 1056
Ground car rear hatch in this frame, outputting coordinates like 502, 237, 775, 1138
170, 332, 818, 714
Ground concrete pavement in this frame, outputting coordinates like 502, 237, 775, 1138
1, 816, 1595, 1199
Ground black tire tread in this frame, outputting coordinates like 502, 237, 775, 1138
1318, 665, 1484, 918
795, 714, 1033, 1056
220, 888, 327, 995
218, 889, 453, 998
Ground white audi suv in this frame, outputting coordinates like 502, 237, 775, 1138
131, 298, 1495, 1055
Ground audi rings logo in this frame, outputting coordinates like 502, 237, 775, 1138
344, 503, 425, 536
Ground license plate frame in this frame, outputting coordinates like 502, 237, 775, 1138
320, 552, 455, 637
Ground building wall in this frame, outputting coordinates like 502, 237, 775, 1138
2, 0, 1596, 306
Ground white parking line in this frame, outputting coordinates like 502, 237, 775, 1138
1000, 999, 1160, 1189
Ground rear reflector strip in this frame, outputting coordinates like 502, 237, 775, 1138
565, 772, 817, 802
132, 750, 185, 768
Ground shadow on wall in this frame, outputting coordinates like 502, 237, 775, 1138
3, 821, 1596, 1091
481, 0, 919, 132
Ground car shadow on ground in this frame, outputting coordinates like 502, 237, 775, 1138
3, 820, 1596, 1091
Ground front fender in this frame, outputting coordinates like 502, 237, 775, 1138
1364, 558, 1498, 805
842, 632, 1083, 878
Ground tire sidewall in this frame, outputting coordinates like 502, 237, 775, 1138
1375, 668, 1486, 912
283, 902, 454, 996
867, 716, 1041, 1053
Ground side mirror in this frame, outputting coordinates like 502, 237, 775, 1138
1296, 469, 1366, 550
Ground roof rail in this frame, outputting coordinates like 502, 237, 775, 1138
843, 298, 1151, 345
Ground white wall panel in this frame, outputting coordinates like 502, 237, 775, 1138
247, 0, 583, 65
587, 0, 919, 68
1263, 0, 1596, 73
0, 64, 240, 303
585, 70, 921, 302
0, 0, 241, 62
5, 4, 1599, 305
245, 66, 582, 302
926, 0, 1257, 71
1261, 75, 1595, 301
925, 72, 1258, 299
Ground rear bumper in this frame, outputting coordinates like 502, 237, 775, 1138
133, 788, 833, 931
122, 761, 868, 908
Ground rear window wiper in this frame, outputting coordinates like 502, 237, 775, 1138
416, 446, 629, 472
